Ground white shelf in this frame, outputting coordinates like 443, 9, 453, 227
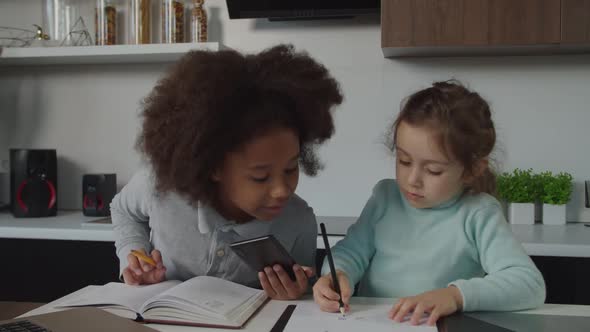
0, 42, 220, 65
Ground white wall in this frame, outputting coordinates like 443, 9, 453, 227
1, 0, 590, 222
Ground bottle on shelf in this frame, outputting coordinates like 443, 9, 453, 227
95, 0, 117, 45
128, 0, 151, 44
189, 0, 207, 43
161, 0, 185, 43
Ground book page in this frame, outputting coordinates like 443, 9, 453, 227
284, 302, 437, 332
145, 276, 265, 318
57, 280, 180, 314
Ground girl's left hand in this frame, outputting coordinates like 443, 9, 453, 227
388, 286, 464, 326
258, 264, 315, 300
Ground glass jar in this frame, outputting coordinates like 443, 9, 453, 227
189, 0, 207, 43
128, 0, 151, 44
95, 0, 118, 45
161, 0, 185, 43
42, 0, 79, 46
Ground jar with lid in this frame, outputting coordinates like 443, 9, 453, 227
161, 0, 186, 43
128, 0, 151, 44
95, 0, 118, 45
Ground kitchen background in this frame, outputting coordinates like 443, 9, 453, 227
0, 0, 589, 221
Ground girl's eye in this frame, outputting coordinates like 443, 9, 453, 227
250, 176, 269, 183
285, 166, 298, 174
398, 160, 411, 166
427, 169, 443, 176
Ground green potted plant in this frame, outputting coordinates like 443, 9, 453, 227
496, 168, 539, 224
539, 171, 573, 225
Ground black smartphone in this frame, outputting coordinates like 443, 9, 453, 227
229, 234, 297, 281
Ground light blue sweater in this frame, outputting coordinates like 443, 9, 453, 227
325, 179, 546, 312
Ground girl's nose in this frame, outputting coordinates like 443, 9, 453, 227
270, 178, 292, 199
408, 167, 422, 187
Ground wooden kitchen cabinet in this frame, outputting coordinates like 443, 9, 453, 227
382, 0, 589, 56
561, 0, 590, 43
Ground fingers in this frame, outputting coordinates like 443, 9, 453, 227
410, 302, 428, 325
312, 275, 342, 313
389, 300, 402, 319
125, 249, 166, 285
151, 249, 164, 269
264, 266, 288, 299
392, 298, 416, 323
293, 265, 309, 292
301, 266, 315, 278
427, 308, 441, 326
122, 267, 140, 285
259, 271, 278, 298
126, 253, 143, 275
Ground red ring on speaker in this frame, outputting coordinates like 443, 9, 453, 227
16, 180, 28, 213
46, 180, 56, 209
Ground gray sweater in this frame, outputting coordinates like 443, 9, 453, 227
110, 169, 317, 288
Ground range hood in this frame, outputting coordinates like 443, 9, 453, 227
226, 0, 380, 20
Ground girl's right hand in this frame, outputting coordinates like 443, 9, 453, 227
312, 270, 352, 312
122, 249, 166, 285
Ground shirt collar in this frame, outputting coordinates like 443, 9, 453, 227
197, 202, 272, 237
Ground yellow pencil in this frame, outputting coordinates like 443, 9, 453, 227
130, 249, 157, 267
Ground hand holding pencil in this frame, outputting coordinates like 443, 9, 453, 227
313, 223, 352, 314
123, 249, 167, 285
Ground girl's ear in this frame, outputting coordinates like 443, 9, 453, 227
463, 159, 488, 184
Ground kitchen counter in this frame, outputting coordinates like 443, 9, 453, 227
1, 212, 589, 257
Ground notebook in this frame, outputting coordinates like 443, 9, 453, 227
55, 276, 268, 329
0, 307, 156, 332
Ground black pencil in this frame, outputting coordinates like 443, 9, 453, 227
320, 223, 345, 316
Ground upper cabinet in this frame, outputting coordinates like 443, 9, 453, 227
561, 0, 590, 43
382, 0, 590, 56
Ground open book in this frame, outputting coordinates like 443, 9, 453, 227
56, 276, 268, 329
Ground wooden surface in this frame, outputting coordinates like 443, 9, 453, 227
562, 0, 590, 43
382, 0, 563, 48
0, 302, 44, 320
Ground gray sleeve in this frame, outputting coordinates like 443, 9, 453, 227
290, 205, 318, 270
110, 169, 154, 275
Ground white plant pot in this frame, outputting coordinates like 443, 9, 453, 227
542, 204, 567, 225
508, 203, 535, 224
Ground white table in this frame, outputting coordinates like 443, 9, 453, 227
20, 292, 590, 332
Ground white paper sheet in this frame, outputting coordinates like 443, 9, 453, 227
283, 302, 437, 332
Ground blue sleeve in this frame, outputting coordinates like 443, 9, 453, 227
451, 205, 546, 311
322, 181, 387, 286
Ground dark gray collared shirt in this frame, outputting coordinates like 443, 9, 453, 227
110, 169, 317, 288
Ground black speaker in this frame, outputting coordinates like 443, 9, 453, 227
10, 149, 58, 218
83, 174, 116, 217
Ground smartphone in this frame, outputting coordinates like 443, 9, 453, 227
229, 234, 297, 281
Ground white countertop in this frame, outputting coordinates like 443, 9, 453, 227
0, 211, 113, 241
1, 212, 589, 257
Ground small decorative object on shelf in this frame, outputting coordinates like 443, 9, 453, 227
128, 0, 151, 44
96, 0, 117, 45
162, 0, 185, 43
0, 25, 50, 47
190, 0, 207, 43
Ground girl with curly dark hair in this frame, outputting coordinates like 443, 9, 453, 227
110, 44, 343, 300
